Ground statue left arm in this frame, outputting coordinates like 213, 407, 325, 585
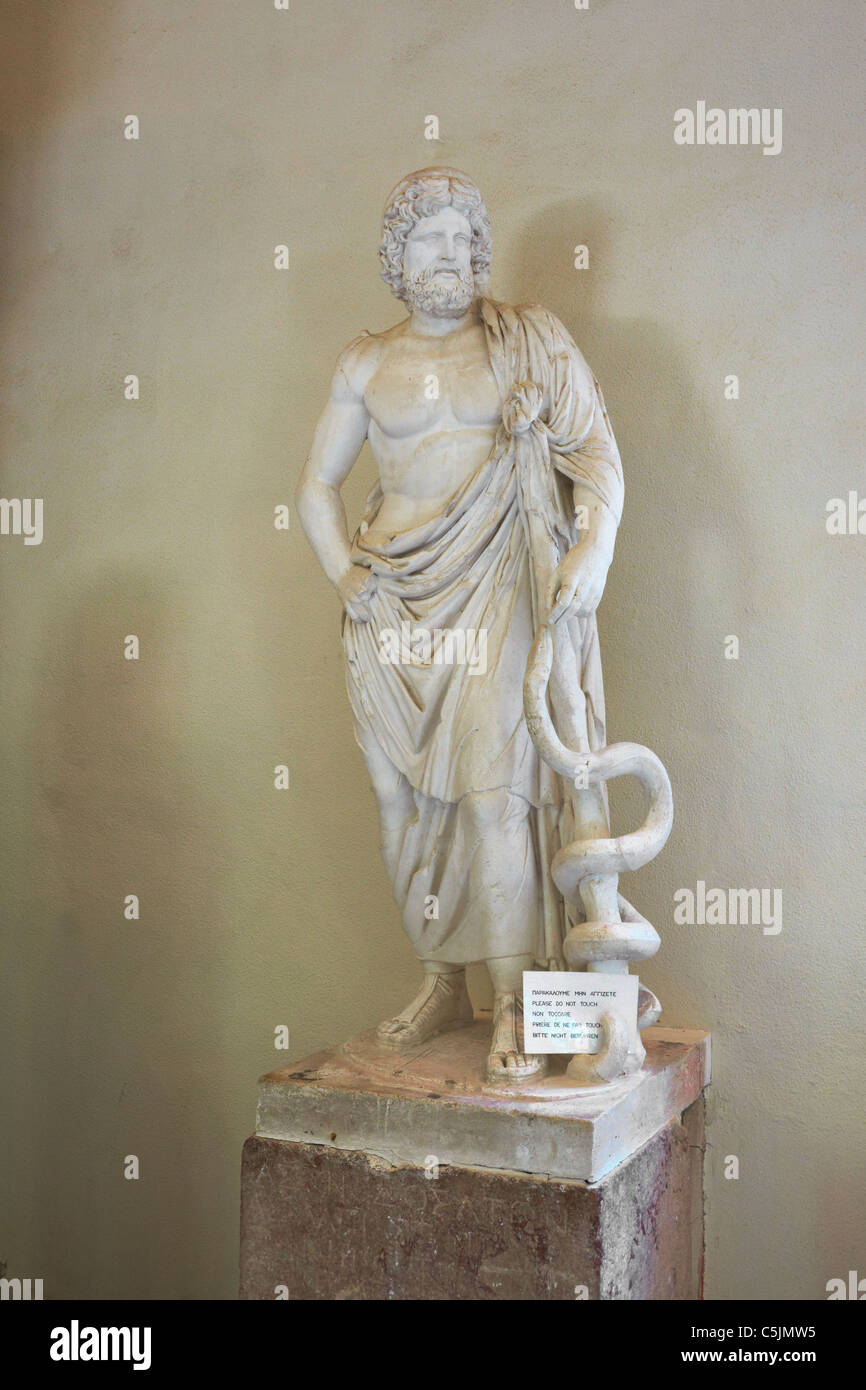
530, 307, 624, 625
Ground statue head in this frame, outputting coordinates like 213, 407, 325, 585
379, 167, 492, 317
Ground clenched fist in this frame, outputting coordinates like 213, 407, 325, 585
337, 563, 378, 623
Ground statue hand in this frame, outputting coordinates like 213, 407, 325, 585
546, 542, 611, 626
337, 564, 377, 623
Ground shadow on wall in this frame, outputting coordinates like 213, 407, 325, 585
514, 196, 757, 734
28, 563, 234, 1298
511, 198, 808, 1014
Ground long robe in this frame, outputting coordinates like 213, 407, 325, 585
342, 298, 624, 965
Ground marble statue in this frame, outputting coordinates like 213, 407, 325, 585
296, 168, 672, 1088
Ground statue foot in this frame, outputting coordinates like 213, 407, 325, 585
485, 991, 547, 1085
637, 984, 661, 1029
375, 971, 474, 1052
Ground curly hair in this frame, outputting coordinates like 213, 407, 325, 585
379, 167, 492, 301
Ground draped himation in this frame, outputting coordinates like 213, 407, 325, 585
342, 299, 623, 964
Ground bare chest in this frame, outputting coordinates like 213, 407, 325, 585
364, 332, 502, 441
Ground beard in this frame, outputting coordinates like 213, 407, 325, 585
402, 265, 476, 317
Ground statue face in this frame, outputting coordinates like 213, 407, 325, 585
401, 206, 476, 317
403, 206, 473, 279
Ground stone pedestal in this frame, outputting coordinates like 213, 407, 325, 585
239, 1023, 710, 1301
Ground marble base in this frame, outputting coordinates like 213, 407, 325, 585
239, 1022, 709, 1300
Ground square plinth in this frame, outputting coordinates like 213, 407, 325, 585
253, 1022, 710, 1185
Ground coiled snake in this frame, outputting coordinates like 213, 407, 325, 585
523, 622, 674, 1080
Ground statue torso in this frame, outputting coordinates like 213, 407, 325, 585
362, 317, 502, 536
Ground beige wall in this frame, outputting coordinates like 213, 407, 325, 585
1, 0, 862, 1300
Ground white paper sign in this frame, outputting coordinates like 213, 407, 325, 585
522, 971, 639, 1054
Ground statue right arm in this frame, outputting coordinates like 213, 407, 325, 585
295, 335, 378, 620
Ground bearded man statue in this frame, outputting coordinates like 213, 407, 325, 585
296, 168, 625, 1084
